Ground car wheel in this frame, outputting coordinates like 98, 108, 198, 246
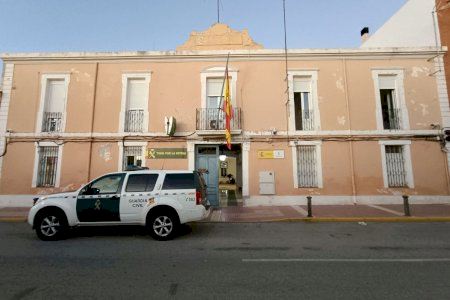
35, 210, 68, 241
148, 211, 178, 241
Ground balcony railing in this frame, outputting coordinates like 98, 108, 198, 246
297, 110, 315, 131
196, 108, 241, 131
382, 108, 401, 130
42, 112, 62, 132
125, 109, 144, 132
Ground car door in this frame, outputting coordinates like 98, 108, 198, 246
120, 173, 160, 222
76, 173, 125, 222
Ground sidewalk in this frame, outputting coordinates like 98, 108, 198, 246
4, 203, 450, 223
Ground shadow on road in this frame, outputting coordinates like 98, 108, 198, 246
66, 224, 193, 239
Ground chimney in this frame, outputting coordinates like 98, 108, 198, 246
361, 27, 369, 43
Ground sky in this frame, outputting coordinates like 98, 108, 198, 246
0, 0, 407, 54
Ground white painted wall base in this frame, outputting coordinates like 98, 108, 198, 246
244, 195, 450, 206
0, 195, 35, 208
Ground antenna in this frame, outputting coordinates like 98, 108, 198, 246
217, 0, 220, 23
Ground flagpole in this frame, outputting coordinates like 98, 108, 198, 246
216, 53, 230, 127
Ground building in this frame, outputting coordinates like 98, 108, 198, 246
0, 20, 449, 208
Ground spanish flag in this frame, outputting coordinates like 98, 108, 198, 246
223, 66, 233, 150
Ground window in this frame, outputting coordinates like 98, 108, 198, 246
37, 74, 69, 133
288, 70, 319, 132
126, 174, 159, 192
162, 173, 195, 190
120, 73, 150, 133
199, 67, 239, 131
293, 77, 314, 131
296, 145, 318, 188
123, 146, 144, 171
380, 141, 414, 188
36, 146, 59, 187
385, 145, 407, 187
373, 70, 408, 130
83, 174, 125, 195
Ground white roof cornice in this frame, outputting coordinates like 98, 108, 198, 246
0, 47, 446, 62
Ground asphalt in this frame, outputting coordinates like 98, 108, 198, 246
1, 222, 450, 299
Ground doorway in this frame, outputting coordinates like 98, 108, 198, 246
195, 144, 242, 207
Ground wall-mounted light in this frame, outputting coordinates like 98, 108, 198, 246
219, 154, 227, 161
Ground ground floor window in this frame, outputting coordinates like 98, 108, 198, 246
37, 146, 59, 187
385, 145, 407, 187
296, 145, 318, 188
380, 141, 414, 188
123, 146, 143, 170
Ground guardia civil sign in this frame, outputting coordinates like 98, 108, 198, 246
146, 148, 187, 159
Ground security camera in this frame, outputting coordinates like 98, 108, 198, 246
271, 128, 277, 135
430, 124, 441, 130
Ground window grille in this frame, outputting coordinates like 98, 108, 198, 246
297, 145, 318, 188
385, 145, 407, 187
42, 112, 62, 132
124, 109, 144, 132
37, 146, 59, 187
123, 146, 143, 170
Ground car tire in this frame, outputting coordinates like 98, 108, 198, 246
35, 209, 68, 241
147, 210, 179, 241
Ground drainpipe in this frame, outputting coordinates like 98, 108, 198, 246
87, 63, 99, 182
342, 58, 357, 204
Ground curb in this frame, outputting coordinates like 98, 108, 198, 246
268, 217, 450, 223
0, 217, 27, 223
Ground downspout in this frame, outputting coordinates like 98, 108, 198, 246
87, 62, 99, 182
342, 58, 357, 204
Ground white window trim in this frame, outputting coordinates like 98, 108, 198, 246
372, 69, 409, 130
35, 74, 70, 133
289, 140, 323, 188
379, 140, 414, 188
117, 141, 147, 171
201, 66, 238, 108
287, 70, 320, 133
119, 73, 151, 133
32, 142, 64, 188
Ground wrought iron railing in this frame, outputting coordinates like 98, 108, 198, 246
383, 108, 401, 130
196, 108, 241, 131
37, 146, 59, 187
125, 109, 144, 132
300, 110, 315, 131
42, 112, 62, 132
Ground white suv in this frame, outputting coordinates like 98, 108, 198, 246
28, 170, 209, 241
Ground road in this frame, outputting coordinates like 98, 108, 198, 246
1, 221, 450, 299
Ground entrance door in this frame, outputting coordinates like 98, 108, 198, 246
76, 173, 125, 222
195, 145, 219, 207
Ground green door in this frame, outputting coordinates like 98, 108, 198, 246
76, 173, 125, 222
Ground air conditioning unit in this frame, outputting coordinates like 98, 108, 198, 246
209, 120, 217, 130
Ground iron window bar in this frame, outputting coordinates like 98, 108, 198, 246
42, 112, 62, 132
125, 109, 144, 132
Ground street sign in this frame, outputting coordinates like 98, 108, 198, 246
146, 148, 187, 159
257, 150, 285, 159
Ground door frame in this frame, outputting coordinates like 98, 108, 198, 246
187, 141, 249, 197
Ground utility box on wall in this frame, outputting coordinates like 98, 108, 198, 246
259, 171, 275, 195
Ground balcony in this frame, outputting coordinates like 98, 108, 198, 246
125, 109, 144, 132
382, 108, 401, 130
42, 112, 62, 133
196, 108, 241, 134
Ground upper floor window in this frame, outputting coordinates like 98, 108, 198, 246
120, 73, 151, 133
198, 67, 240, 131
373, 70, 409, 131
293, 77, 314, 131
36, 74, 70, 133
288, 70, 320, 132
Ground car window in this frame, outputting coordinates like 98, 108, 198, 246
85, 174, 125, 195
162, 173, 195, 190
126, 174, 159, 192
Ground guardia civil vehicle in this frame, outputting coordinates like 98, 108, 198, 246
28, 169, 209, 241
